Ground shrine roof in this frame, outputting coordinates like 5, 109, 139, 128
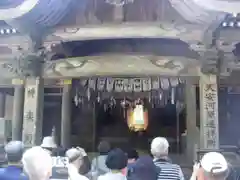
0, 0, 238, 80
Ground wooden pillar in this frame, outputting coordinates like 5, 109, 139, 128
185, 78, 199, 161
12, 82, 25, 141
0, 92, 6, 143
61, 84, 72, 148
92, 102, 96, 151
0, 92, 6, 118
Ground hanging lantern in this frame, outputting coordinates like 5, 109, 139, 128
127, 99, 149, 132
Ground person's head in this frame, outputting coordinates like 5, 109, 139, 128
126, 149, 139, 164
200, 152, 229, 180
106, 148, 128, 174
65, 147, 85, 169
151, 137, 169, 159
98, 141, 111, 155
22, 146, 52, 180
40, 136, 57, 154
4, 140, 24, 164
128, 156, 158, 180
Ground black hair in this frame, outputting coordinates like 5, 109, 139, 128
106, 148, 127, 170
127, 156, 159, 180
98, 141, 111, 155
126, 149, 139, 160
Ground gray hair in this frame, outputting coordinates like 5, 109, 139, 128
65, 147, 85, 163
151, 137, 169, 158
4, 141, 24, 163
22, 146, 52, 180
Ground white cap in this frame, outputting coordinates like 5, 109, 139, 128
151, 137, 169, 157
40, 136, 57, 148
201, 152, 228, 174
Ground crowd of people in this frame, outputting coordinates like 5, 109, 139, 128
0, 136, 230, 180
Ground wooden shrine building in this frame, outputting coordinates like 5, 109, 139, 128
0, 0, 239, 163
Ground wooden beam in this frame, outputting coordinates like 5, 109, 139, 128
52, 23, 205, 43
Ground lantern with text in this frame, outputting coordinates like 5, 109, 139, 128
127, 99, 148, 132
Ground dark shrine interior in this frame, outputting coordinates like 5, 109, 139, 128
95, 98, 186, 153
68, 80, 189, 153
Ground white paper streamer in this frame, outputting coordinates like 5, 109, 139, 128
171, 88, 175, 104
152, 77, 160, 90
123, 79, 133, 92
169, 78, 179, 87
106, 78, 115, 92
133, 78, 142, 92
142, 78, 152, 91
97, 78, 106, 91
88, 78, 96, 90
160, 78, 170, 90
115, 79, 124, 92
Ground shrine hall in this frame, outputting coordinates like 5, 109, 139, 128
0, 0, 239, 164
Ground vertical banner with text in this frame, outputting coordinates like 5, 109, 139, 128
22, 78, 43, 146
200, 75, 219, 149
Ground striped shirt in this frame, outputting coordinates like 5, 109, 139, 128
154, 159, 184, 180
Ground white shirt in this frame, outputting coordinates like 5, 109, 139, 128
91, 155, 110, 174
98, 172, 127, 180
68, 164, 89, 180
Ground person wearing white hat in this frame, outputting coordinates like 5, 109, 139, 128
151, 137, 184, 180
41, 136, 57, 151
190, 152, 229, 180
65, 147, 90, 180
41, 136, 69, 179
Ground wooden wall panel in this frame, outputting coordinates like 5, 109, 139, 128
58, 0, 185, 26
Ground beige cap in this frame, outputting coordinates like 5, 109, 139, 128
65, 147, 87, 163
